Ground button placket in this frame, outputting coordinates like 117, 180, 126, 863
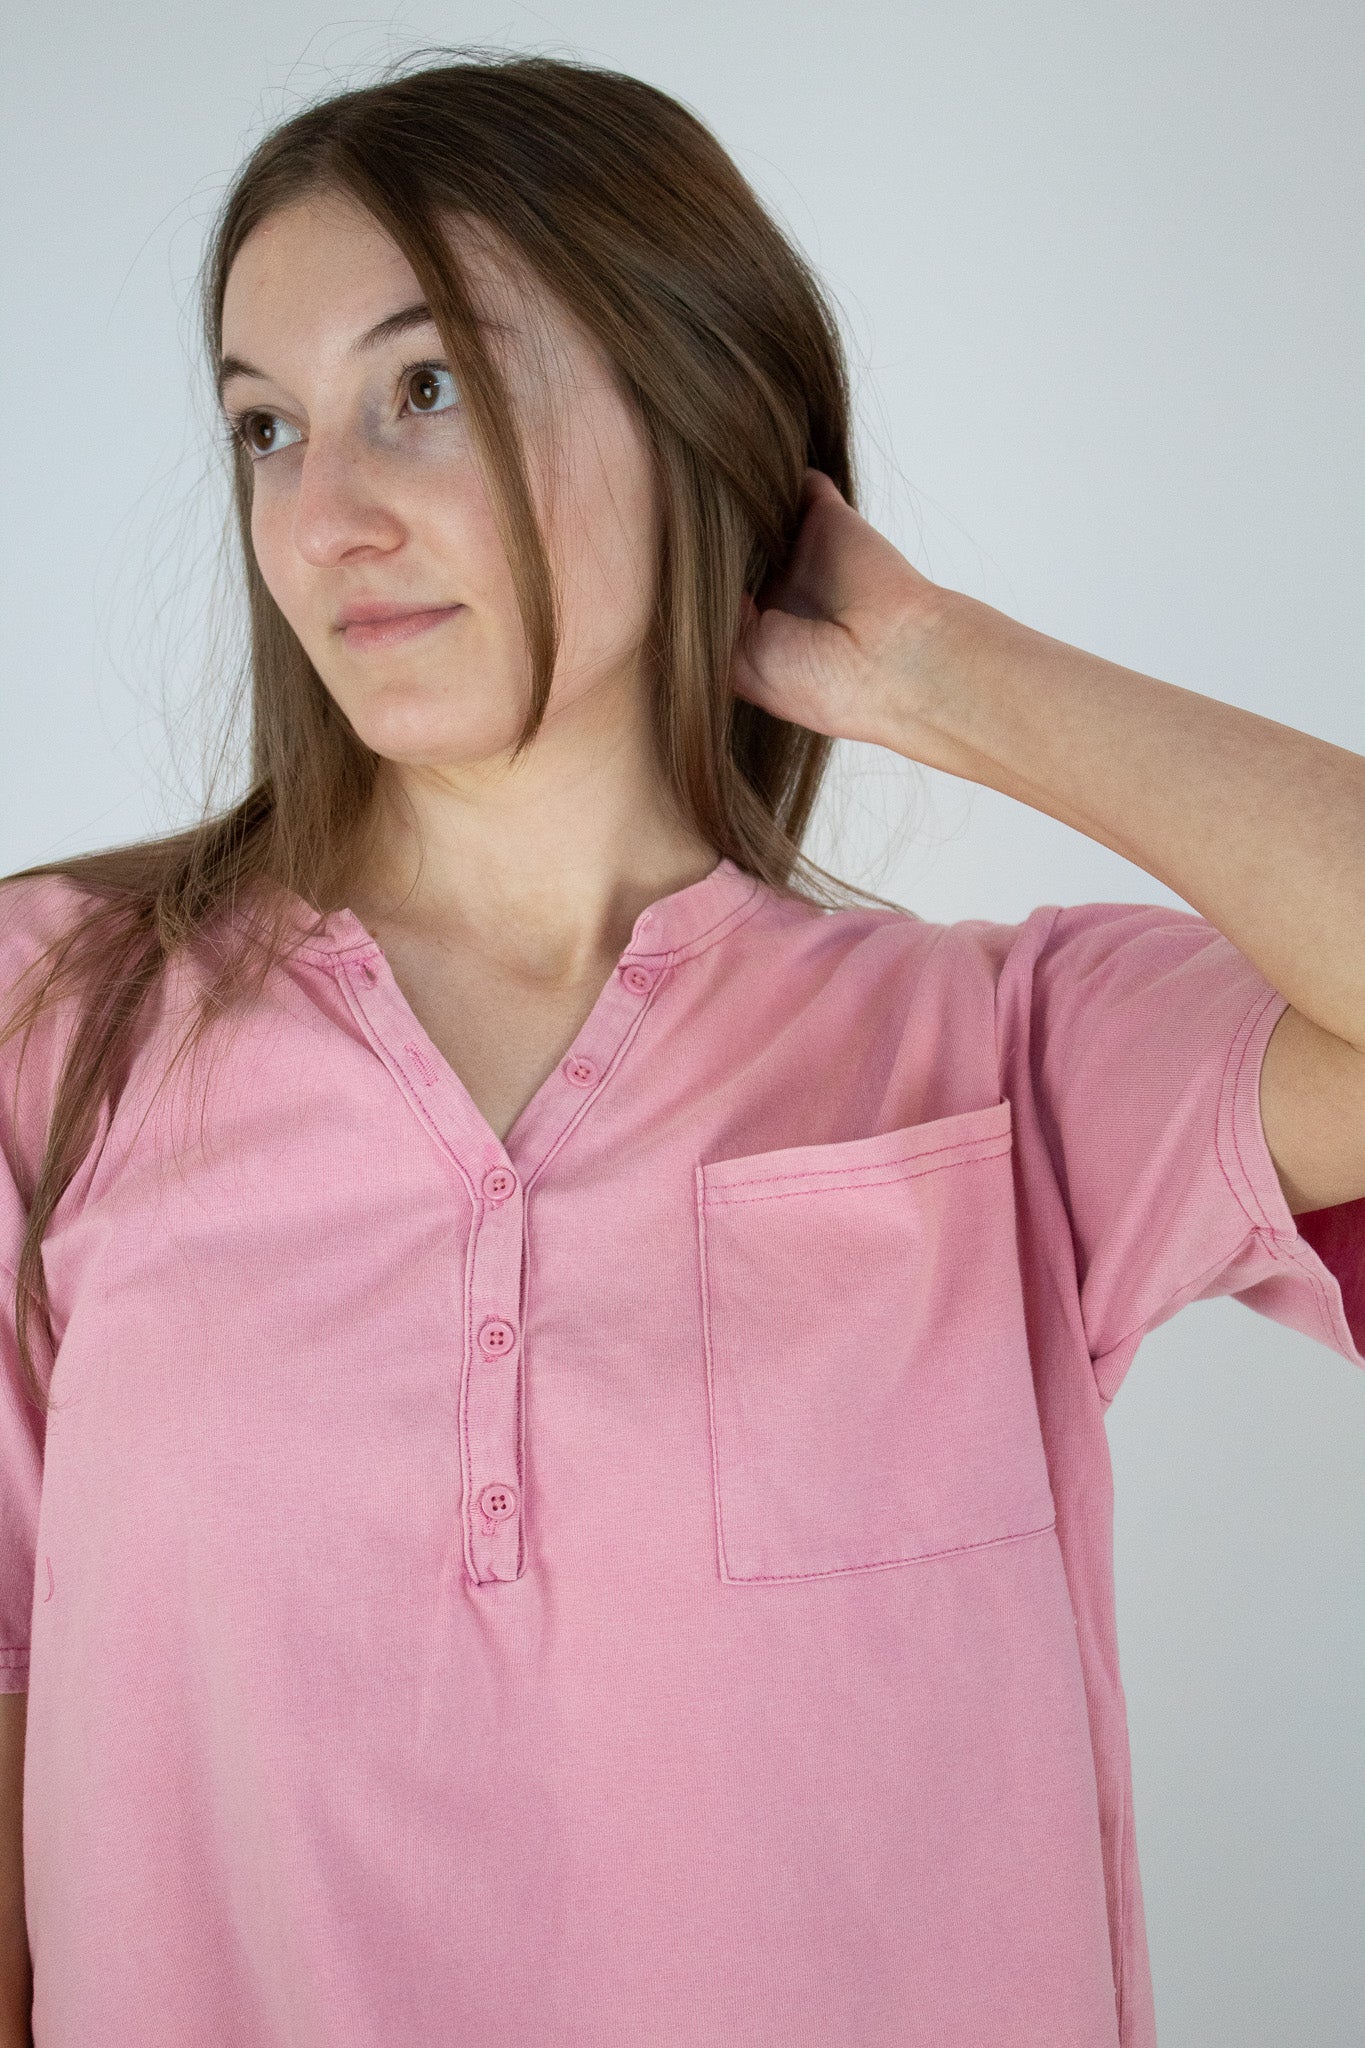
456, 959, 664, 1581
463, 1164, 526, 1583
338, 938, 679, 1590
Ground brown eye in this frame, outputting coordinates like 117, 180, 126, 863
232, 411, 300, 461
404, 364, 458, 415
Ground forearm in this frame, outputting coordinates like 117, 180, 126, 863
893, 591, 1365, 1052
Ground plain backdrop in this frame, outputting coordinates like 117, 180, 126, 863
2, 4, 1362, 2041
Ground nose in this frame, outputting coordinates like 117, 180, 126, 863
289, 438, 406, 568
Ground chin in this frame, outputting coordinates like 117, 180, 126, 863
352, 709, 527, 771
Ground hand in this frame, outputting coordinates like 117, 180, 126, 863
727, 467, 968, 756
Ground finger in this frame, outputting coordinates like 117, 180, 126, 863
726, 642, 773, 710
803, 467, 843, 505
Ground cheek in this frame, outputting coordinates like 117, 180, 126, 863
417, 468, 509, 604
554, 466, 658, 656
247, 491, 298, 613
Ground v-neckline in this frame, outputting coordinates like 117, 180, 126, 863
283, 856, 765, 1186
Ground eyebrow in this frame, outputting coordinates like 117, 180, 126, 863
216, 299, 505, 404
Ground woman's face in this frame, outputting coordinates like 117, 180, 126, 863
217, 191, 661, 773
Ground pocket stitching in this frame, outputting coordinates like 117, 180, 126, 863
695, 1114, 1052, 1583
700, 1099, 1011, 1200
716, 1516, 1059, 1586
703, 1131, 1011, 1205
695, 1177, 729, 1577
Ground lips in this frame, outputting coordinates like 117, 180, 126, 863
338, 603, 464, 651
336, 599, 459, 628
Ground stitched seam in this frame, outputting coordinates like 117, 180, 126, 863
334, 948, 491, 1580
993, 900, 1065, 1085
1211, 984, 1263, 1227
1113, 1762, 1130, 2036
695, 1165, 733, 1581
632, 876, 766, 964
1255, 1217, 1339, 1346
1225, 993, 1276, 1227
1089, 1226, 1267, 1370
520, 969, 666, 1196
515, 1208, 530, 1580
460, 1185, 481, 1575
1091, 981, 1294, 1368
1215, 983, 1285, 1232
1224, 992, 1343, 1339
723, 1517, 1058, 1584
297, 886, 762, 969
1217, 982, 1341, 1342
297, 942, 372, 964
705, 1137, 1010, 1205
705, 1120, 1007, 1192
333, 963, 479, 1200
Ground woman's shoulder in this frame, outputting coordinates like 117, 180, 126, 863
0, 871, 106, 999
770, 895, 1226, 1047
806, 892, 1213, 975
780, 888, 1046, 970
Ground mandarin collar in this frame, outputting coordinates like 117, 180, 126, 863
287, 854, 765, 968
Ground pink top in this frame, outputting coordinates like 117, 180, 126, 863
2, 857, 1361, 2047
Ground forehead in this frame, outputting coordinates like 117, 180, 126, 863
220, 193, 581, 372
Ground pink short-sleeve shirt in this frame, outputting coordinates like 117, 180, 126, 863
1, 858, 1361, 2046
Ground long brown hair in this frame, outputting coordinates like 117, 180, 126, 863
1, 46, 913, 1412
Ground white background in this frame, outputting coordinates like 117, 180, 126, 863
3, 4, 1362, 2039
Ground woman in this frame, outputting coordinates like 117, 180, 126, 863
1, 48, 1361, 2048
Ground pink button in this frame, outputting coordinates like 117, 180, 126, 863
620, 963, 656, 995
563, 1055, 597, 1088
478, 1482, 518, 1522
360, 962, 378, 986
482, 1167, 517, 1202
478, 1318, 517, 1358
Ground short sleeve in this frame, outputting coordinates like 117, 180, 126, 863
1006, 899, 1365, 1406
0, 1197, 41, 1693
0, 875, 83, 1692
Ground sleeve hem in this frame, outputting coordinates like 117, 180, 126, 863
1089, 1219, 1269, 1405
1217, 978, 1365, 1365
1215, 981, 1294, 1232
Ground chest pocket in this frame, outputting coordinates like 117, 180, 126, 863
695, 1099, 1056, 1584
